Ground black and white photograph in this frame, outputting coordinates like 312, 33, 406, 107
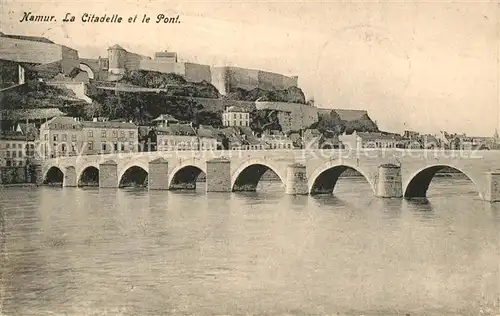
1, 1, 500, 315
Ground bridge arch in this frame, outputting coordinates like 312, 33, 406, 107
231, 159, 286, 192
77, 163, 100, 187
403, 164, 483, 199
308, 161, 376, 195
168, 160, 206, 190
118, 163, 149, 188
43, 166, 64, 185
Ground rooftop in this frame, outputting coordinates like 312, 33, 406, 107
152, 114, 179, 122
157, 123, 196, 136
226, 105, 248, 113
81, 121, 137, 129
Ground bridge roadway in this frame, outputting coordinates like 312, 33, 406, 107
41, 148, 500, 202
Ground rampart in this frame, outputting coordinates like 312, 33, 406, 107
0, 37, 79, 74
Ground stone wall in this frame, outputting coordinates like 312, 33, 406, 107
0, 37, 79, 75
211, 66, 298, 96
255, 101, 319, 131
184, 62, 212, 83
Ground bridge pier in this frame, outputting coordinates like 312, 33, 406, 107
484, 171, 500, 202
206, 158, 231, 192
63, 166, 77, 187
375, 164, 402, 198
148, 158, 169, 190
99, 160, 118, 188
285, 163, 308, 195
33, 162, 43, 185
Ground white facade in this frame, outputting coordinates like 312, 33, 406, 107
222, 106, 250, 127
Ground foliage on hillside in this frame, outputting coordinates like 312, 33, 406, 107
120, 70, 220, 99
1, 79, 83, 109
224, 86, 306, 104
85, 82, 222, 127
250, 109, 282, 136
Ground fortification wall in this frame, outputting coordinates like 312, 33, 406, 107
0, 37, 80, 73
183, 97, 255, 113
258, 70, 298, 90
226, 66, 260, 91
139, 59, 186, 75
209, 66, 298, 95
210, 67, 229, 95
184, 62, 212, 83
123, 51, 149, 71
60, 46, 80, 74
256, 101, 319, 131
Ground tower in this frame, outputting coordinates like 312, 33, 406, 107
107, 44, 126, 77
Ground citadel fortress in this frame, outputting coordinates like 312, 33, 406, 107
0, 31, 367, 132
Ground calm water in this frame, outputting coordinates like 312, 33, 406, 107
1, 178, 500, 316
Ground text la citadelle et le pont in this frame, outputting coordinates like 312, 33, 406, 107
19, 12, 180, 24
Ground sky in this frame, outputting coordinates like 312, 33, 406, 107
1, 0, 499, 136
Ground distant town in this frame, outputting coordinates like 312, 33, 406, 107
1, 30, 500, 175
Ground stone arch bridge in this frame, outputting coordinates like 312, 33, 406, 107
41, 149, 500, 202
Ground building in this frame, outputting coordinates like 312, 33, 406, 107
261, 132, 294, 150
156, 123, 199, 151
222, 106, 250, 127
151, 114, 180, 128
39, 116, 138, 158
196, 125, 218, 150
339, 131, 399, 149
0, 122, 38, 167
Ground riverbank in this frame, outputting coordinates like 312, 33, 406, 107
0, 183, 38, 188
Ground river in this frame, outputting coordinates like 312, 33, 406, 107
1, 178, 499, 315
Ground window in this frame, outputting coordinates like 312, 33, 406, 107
88, 142, 93, 150
61, 144, 66, 152
44, 134, 48, 141
120, 131, 125, 138
6, 143, 9, 149
62, 134, 67, 141
129, 141, 133, 149
72, 135, 77, 142
114, 142, 118, 151
102, 143, 107, 151
12, 151, 17, 158
6, 151, 10, 158
102, 130, 107, 138
112, 131, 117, 137
121, 144, 125, 151
239, 114, 242, 119
233, 114, 236, 119
129, 131, 134, 138
53, 134, 58, 141
88, 131, 93, 137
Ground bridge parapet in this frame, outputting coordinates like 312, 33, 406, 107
40, 149, 500, 202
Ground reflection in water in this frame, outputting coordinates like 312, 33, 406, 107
0, 177, 499, 315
